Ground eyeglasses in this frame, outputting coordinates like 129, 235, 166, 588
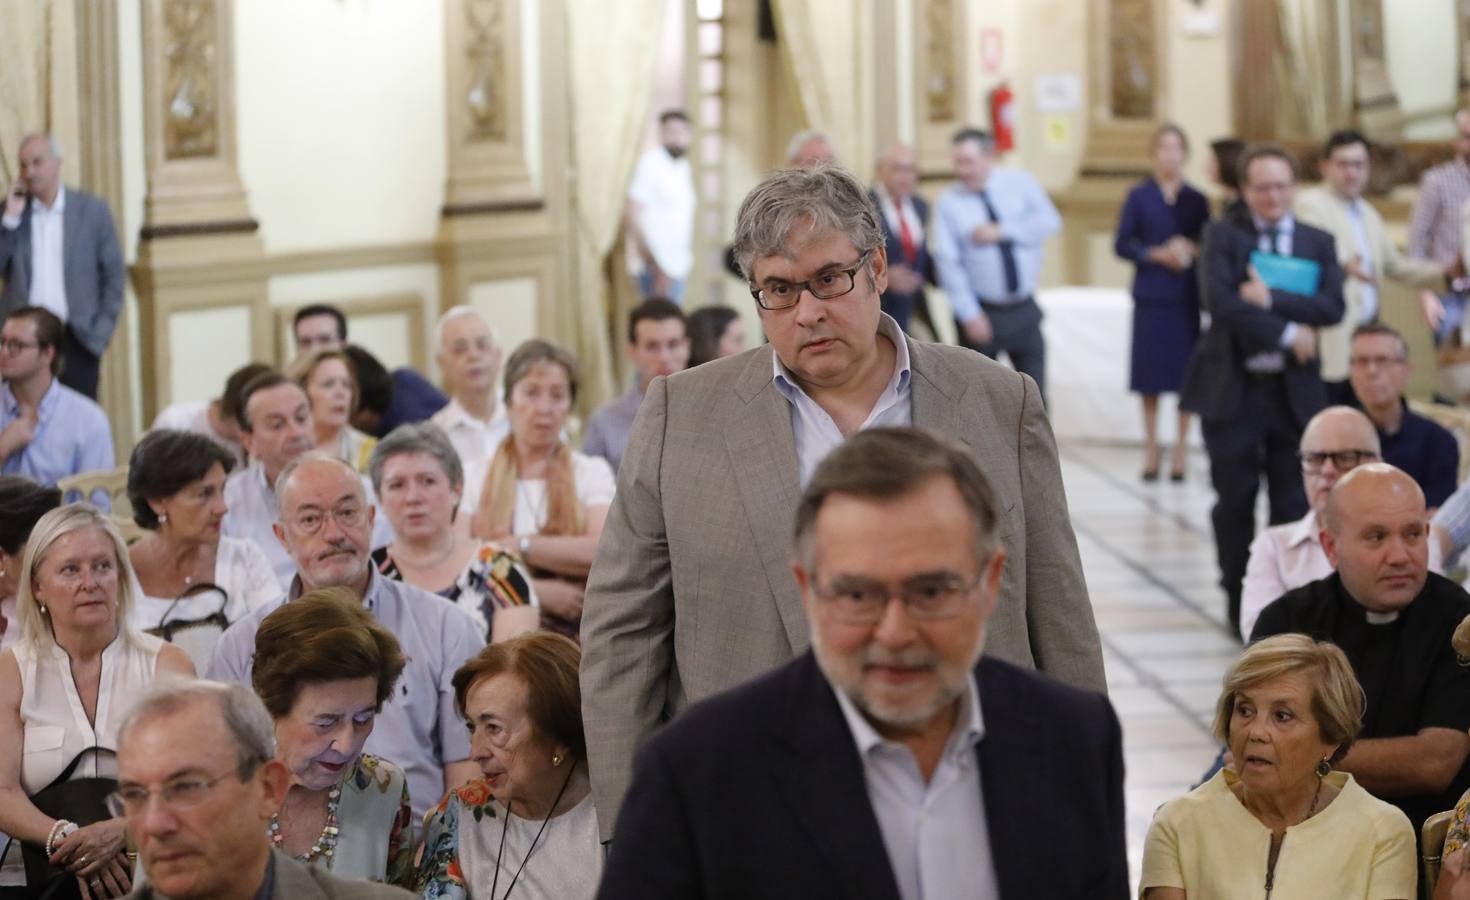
812, 572, 984, 624
0, 339, 39, 354
1348, 354, 1405, 369
1299, 449, 1378, 472
288, 503, 366, 534
749, 251, 872, 310
106, 770, 238, 816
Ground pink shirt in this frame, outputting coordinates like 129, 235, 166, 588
1240, 511, 1445, 641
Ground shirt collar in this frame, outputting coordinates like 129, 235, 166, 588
1252, 213, 1295, 235
442, 395, 501, 429
772, 312, 912, 399
1286, 510, 1323, 549
833, 668, 985, 762
30, 185, 64, 215
3, 377, 60, 418
287, 566, 384, 613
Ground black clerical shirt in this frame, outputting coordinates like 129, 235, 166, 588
1252, 571, 1470, 832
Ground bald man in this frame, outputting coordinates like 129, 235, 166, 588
871, 144, 934, 334
1252, 463, 1470, 834
1239, 405, 1447, 639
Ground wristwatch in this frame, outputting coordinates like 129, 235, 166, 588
518, 535, 531, 560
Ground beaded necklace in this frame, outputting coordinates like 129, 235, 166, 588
268, 782, 342, 865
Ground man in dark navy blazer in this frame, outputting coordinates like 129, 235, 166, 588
596, 427, 1126, 900
1181, 144, 1345, 632
871, 144, 935, 334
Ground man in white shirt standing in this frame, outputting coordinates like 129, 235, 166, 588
626, 110, 696, 304
430, 306, 507, 513
0, 134, 124, 399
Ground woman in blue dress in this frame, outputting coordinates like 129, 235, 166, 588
1114, 123, 1211, 481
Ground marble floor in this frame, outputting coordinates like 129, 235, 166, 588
1057, 439, 1242, 890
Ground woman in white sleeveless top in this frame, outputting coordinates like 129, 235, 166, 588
0, 505, 194, 898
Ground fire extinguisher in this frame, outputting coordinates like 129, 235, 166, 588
989, 81, 1016, 153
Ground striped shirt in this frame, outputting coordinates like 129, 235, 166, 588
1409, 159, 1470, 266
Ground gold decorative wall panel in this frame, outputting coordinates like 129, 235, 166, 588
1108, 0, 1156, 120
161, 0, 219, 159
913, 0, 966, 175
923, 0, 957, 124
443, 0, 538, 212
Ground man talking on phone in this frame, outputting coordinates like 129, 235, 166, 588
0, 133, 124, 399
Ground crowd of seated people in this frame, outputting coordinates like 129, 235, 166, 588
11, 116, 1470, 900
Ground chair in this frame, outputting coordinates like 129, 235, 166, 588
56, 466, 144, 544
1410, 399, 1470, 486
1424, 808, 1456, 896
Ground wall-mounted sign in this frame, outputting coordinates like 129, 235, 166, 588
980, 27, 1003, 75
1035, 72, 1082, 113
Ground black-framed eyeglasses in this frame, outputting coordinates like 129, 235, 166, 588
0, 339, 39, 354
1298, 449, 1378, 472
812, 571, 985, 625
748, 250, 873, 310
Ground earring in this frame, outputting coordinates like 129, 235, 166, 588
158, 513, 168, 524
1315, 757, 1332, 778
39, 604, 47, 615
552, 754, 563, 767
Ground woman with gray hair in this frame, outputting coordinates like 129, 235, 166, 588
0, 504, 195, 898
369, 423, 539, 643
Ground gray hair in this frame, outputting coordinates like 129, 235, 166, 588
784, 130, 833, 166
273, 450, 365, 509
19, 133, 62, 160
434, 304, 498, 352
369, 422, 464, 493
16, 504, 142, 649
117, 679, 276, 779
731, 165, 885, 281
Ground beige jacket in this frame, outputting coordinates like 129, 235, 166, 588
1295, 185, 1443, 380
579, 336, 1103, 839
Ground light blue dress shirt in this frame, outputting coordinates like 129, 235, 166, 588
931, 168, 1062, 323
833, 672, 1000, 900
0, 378, 113, 486
772, 313, 912, 485
207, 568, 485, 823
582, 385, 644, 473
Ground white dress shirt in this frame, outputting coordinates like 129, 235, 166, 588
833, 673, 1000, 900
875, 185, 926, 255
431, 397, 510, 513
24, 186, 68, 322
627, 146, 696, 279
772, 313, 913, 485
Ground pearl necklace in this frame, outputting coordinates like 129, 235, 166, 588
269, 782, 342, 865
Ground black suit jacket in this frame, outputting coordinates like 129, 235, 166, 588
870, 190, 935, 330
596, 652, 1127, 900
1180, 216, 1344, 425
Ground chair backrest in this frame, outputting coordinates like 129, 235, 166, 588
1423, 808, 1456, 895
1409, 399, 1470, 486
55, 466, 144, 544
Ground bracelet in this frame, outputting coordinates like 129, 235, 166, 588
518, 535, 531, 560
45, 819, 76, 857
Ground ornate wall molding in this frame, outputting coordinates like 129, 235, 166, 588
442, 0, 539, 211
913, 0, 967, 175
140, 0, 257, 232
1080, 0, 1164, 176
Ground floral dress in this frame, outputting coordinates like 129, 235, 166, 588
372, 543, 536, 640
285, 753, 415, 885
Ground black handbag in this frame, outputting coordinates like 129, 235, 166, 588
143, 583, 230, 674
15, 748, 117, 900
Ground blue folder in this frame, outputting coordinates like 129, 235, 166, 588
1250, 251, 1321, 296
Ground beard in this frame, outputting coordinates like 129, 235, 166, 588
664, 143, 687, 160
810, 628, 985, 733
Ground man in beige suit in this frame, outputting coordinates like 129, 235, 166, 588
580, 165, 1103, 839
117, 679, 410, 899
1295, 129, 1444, 401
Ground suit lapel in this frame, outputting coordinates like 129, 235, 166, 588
774, 655, 904, 900
976, 660, 1049, 899
62, 190, 82, 301
724, 346, 807, 652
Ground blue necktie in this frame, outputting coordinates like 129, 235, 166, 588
979, 191, 1020, 296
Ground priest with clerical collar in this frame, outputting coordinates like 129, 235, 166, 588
1251, 462, 1470, 834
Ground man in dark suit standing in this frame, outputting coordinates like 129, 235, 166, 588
0, 134, 124, 399
871, 144, 933, 334
597, 427, 1126, 900
1182, 144, 1345, 632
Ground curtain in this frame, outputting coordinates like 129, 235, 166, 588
771, 0, 870, 175
566, 0, 667, 407
0, 0, 78, 185
1274, 0, 1347, 138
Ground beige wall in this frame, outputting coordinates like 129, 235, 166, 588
1384, 0, 1459, 139
234, 1, 447, 253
